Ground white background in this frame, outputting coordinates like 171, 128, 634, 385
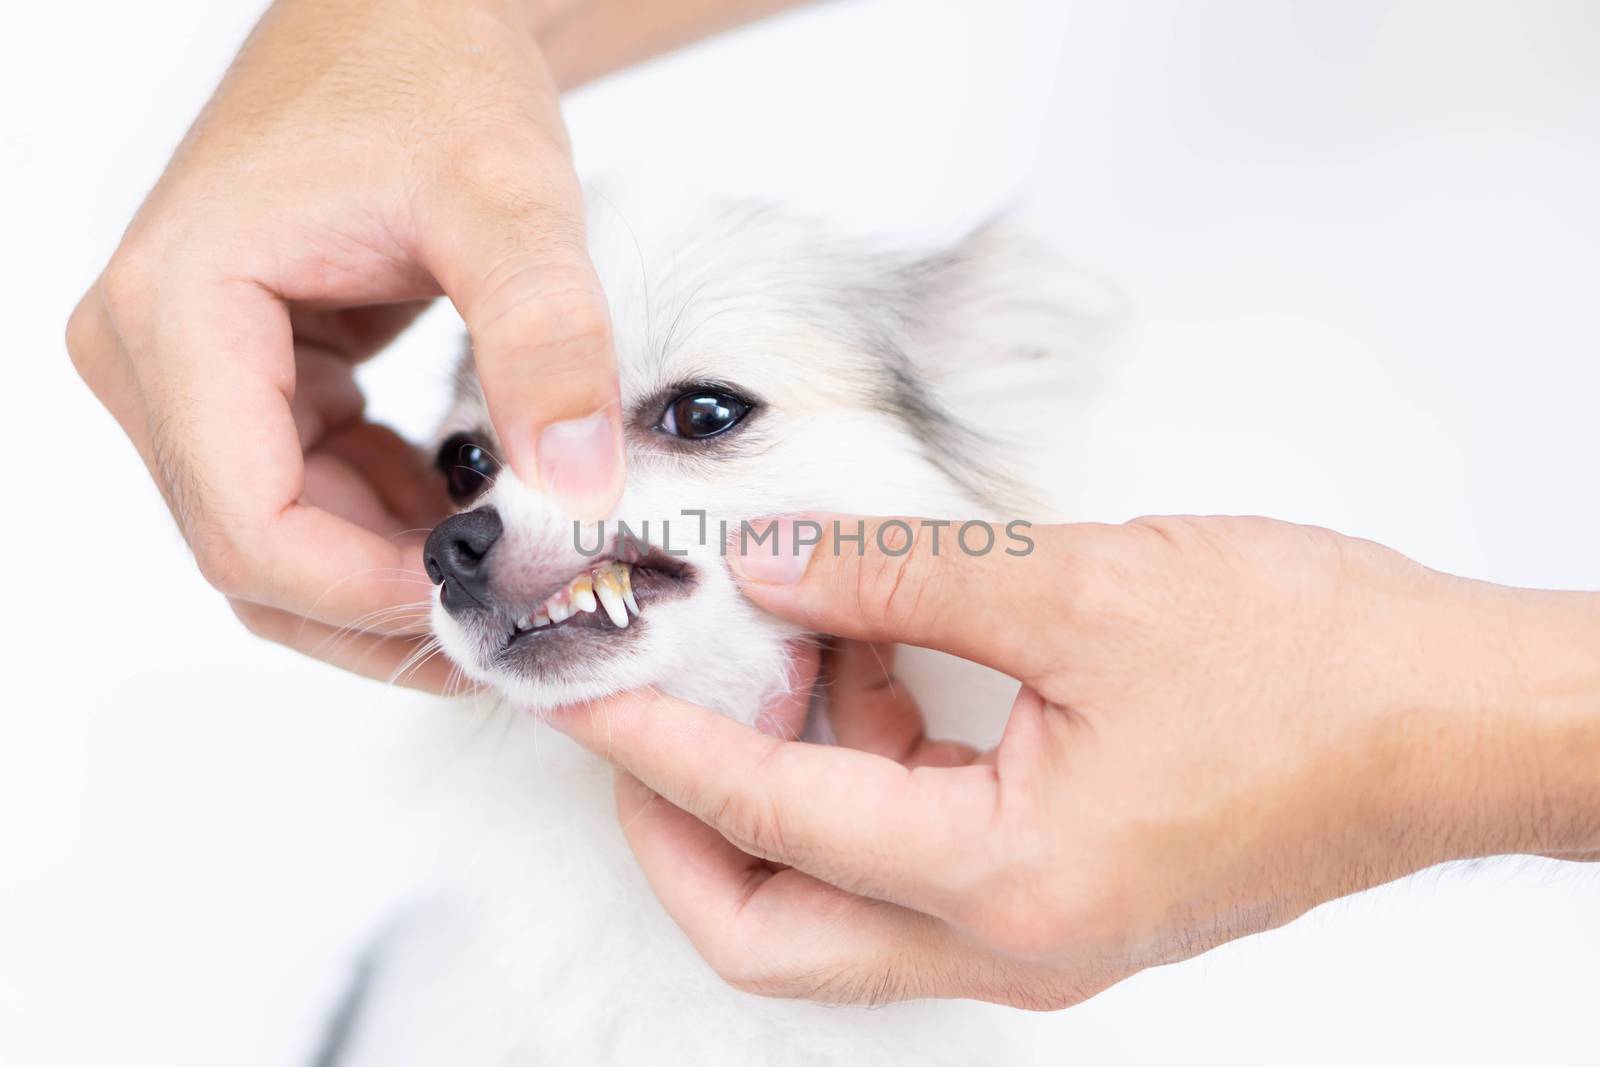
3, 1, 1598, 1064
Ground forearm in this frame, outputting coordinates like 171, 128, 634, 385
528, 0, 807, 90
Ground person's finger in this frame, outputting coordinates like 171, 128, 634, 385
289, 348, 434, 540
612, 772, 1077, 1008
553, 686, 998, 919
312, 420, 449, 530
118, 276, 432, 627
66, 281, 153, 455
288, 300, 434, 362
728, 515, 1084, 685
825, 641, 978, 767
416, 150, 623, 521
228, 600, 464, 693
288, 344, 365, 451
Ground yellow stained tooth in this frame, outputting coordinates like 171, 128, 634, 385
546, 591, 573, 623
570, 575, 598, 612
618, 563, 640, 615
592, 568, 630, 627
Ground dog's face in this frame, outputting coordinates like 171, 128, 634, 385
426, 194, 1102, 723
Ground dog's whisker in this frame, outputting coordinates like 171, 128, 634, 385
303, 567, 441, 625
308, 615, 434, 650
337, 601, 436, 625
342, 607, 435, 628
307, 619, 436, 663
384, 636, 446, 690
290, 602, 434, 649
392, 649, 445, 690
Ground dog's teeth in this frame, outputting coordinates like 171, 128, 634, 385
618, 563, 640, 616
526, 563, 639, 631
593, 567, 630, 628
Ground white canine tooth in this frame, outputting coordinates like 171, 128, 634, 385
515, 614, 532, 631
618, 563, 640, 616
570, 575, 598, 613
532, 610, 551, 628
592, 567, 629, 628
545, 591, 573, 623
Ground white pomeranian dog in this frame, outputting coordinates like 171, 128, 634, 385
319, 189, 1111, 1066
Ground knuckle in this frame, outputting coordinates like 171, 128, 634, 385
853, 521, 939, 634
1125, 513, 1196, 549
709, 951, 854, 1004
710, 955, 781, 998
190, 526, 255, 598
711, 789, 788, 864
1045, 526, 1122, 625
700, 889, 894, 1005
428, 132, 587, 258
704, 744, 804, 864
698, 919, 791, 998
434, 129, 573, 196
64, 292, 105, 380
473, 282, 612, 367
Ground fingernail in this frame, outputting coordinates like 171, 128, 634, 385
727, 517, 817, 584
537, 406, 623, 521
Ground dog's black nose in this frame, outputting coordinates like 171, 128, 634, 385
424, 507, 503, 611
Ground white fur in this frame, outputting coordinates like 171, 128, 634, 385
330, 190, 1108, 1066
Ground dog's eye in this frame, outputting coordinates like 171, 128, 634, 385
436, 433, 500, 503
659, 390, 751, 440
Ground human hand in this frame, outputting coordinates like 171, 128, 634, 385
66, 0, 624, 687
554, 515, 1600, 1006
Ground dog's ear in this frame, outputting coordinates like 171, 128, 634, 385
878, 223, 1116, 514
892, 221, 1116, 393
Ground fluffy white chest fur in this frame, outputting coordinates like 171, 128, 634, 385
324, 191, 1108, 1066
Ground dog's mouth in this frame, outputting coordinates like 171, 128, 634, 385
497, 548, 696, 654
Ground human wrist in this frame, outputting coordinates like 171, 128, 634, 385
532, 0, 803, 91
1494, 586, 1600, 855
1421, 579, 1600, 860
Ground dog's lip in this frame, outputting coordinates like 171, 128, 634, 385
498, 548, 695, 649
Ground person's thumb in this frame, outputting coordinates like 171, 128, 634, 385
418, 158, 624, 521
728, 515, 1066, 684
